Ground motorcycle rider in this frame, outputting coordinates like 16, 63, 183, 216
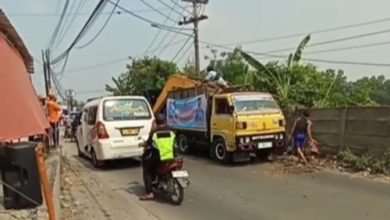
140, 114, 176, 201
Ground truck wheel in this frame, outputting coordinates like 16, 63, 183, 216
177, 134, 190, 154
213, 138, 231, 164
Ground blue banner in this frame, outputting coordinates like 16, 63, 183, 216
167, 95, 207, 130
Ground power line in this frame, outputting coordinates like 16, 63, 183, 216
248, 50, 390, 67
62, 39, 188, 75
54, 0, 87, 50
307, 40, 390, 54
109, 0, 191, 32
7, 8, 190, 17
76, 0, 120, 49
200, 41, 390, 67
171, 35, 193, 62
156, 0, 186, 16
219, 16, 390, 46
175, 41, 193, 64
154, 3, 190, 57
143, 0, 179, 54
139, 0, 176, 23
168, 0, 191, 14
47, 0, 70, 49
265, 28, 390, 54
52, 0, 108, 64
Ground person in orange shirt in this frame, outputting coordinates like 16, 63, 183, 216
47, 93, 62, 147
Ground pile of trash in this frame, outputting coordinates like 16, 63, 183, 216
270, 153, 336, 175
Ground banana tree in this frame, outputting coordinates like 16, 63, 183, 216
241, 34, 311, 108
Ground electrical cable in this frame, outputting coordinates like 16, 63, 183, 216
307, 40, 390, 54
47, 0, 70, 49
54, 0, 87, 50
143, 0, 179, 54
156, 0, 187, 16
265, 28, 390, 54
171, 35, 193, 61
52, 0, 108, 64
139, 0, 176, 23
154, 6, 190, 56
219, 16, 390, 46
199, 41, 390, 67
75, 0, 120, 49
175, 42, 193, 64
168, 0, 191, 14
110, 0, 192, 31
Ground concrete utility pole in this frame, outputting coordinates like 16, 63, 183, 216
41, 50, 50, 97
65, 89, 75, 111
179, 0, 209, 77
42, 49, 53, 97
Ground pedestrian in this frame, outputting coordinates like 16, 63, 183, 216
288, 110, 314, 164
47, 93, 62, 147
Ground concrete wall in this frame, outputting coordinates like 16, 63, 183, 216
286, 107, 390, 156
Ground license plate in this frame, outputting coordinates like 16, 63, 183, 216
258, 142, 273, 149
121, 128, 139, 136
172, 170, 189, 178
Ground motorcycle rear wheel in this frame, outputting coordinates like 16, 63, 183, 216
168, 178, 184, 205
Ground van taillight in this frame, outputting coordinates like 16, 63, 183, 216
97, 121, 109, 139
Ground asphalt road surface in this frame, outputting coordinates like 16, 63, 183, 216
62, 141, 390, 220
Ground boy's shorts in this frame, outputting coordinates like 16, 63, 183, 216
294, 133, 306, 150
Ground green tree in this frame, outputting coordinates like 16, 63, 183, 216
106, 57, 178, 95
241, 35, 311, 109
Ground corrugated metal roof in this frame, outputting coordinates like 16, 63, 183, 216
0, 9, 34, 74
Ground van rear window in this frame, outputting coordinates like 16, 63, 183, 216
103, 99, 151, 121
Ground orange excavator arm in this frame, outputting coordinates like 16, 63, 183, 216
152, 74, 203, 115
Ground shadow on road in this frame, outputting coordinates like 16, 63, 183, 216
73, 155, 141, 172
124, 181, 174, 205
182, 148, 272, 168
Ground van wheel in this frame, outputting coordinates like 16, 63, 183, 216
76, 140, 83, 158
91, 149, 103, 168
213, 138, 231, 164
177, 134, 190, 154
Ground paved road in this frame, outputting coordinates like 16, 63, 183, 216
63, 141, 390, 220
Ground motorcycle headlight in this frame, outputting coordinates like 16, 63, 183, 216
240, 137, 244, 144
279, 134, 284, 139
245, 137, 251, 143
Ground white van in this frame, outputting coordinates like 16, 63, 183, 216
76, 96, 154, 167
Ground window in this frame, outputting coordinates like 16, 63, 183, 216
87, 106, 97, 125
103, 99, 151, 121
215, 98, 230, 114
233, 95, 279, 114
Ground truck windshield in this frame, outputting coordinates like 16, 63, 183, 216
233, 95, 279, 114
103, 99, 151, 121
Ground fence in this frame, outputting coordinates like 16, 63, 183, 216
286, 107, 390, 156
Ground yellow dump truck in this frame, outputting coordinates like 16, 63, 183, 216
151, 74, 286, 163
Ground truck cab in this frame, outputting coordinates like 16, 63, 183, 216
210, 92, 285, 162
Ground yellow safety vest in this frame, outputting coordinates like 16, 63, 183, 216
152, 131, 175, 161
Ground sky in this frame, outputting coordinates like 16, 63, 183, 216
2, 0, 390, 101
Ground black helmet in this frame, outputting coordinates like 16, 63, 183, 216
206, 65, 214, 72
156, 114, 165, 124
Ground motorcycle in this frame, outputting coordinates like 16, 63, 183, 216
139, 138, 190, 205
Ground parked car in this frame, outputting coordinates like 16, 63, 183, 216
76, 96, 154, 167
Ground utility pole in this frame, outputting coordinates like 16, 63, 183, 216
65, 89, 75, 111
179, 0, 209, 77
41, 50, 50, 97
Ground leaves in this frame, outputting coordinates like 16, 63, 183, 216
292, 34, 310, 63
105, 57, 178, 95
